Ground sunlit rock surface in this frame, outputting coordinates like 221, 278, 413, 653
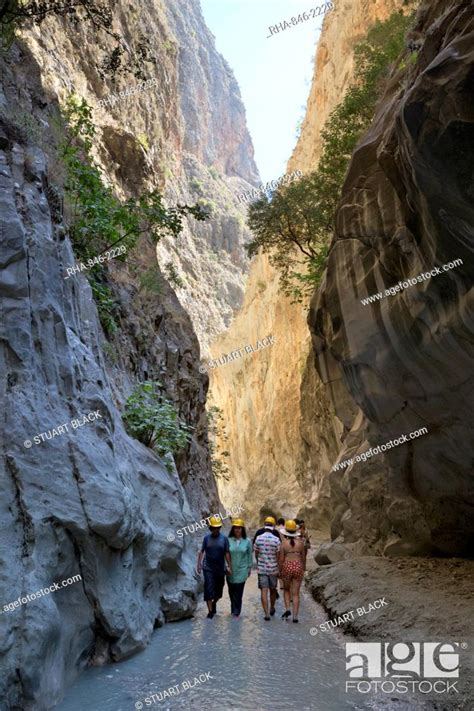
310, 0, 474, 557
209, 0, 405, 528
24, 0, 260, 353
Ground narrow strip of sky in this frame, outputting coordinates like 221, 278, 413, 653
200, 0, 325, 184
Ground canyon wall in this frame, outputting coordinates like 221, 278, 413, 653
209, 0, 405, 529
23, 0, 259, 354
157, 0, 260, 352
0, 87, 200, 710
0, 0, 258, 707
310, 0, 474, 558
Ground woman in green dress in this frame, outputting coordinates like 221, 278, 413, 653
226, 518, 253, 617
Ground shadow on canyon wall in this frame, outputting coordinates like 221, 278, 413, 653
0, 0, 473, 709
310, 0, 474, 560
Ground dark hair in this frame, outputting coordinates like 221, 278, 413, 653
277, 518, 285, 525
295, 518, 302, 525
229, 526, 247, 539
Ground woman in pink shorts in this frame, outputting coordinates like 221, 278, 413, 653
279, 519, 306, 623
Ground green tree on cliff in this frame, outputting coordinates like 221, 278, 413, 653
246, 9, 417, 302
206, 405, 231, 482
123, 381, 193, 471
62, 95, 207, 261
61, 95, 208, 334
0, 0, 153, 80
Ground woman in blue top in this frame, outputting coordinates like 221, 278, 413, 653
226, 518, 253, 617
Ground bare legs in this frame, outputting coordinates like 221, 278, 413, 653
291, 578, 302, 620
270, 588, 277, 612
281, 578, 292, 619
282, 577, 302, 620
260, 587, 278, 618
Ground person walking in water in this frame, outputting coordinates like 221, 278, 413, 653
252, 514, 281, 544
296, 518, 311, 553
226, 518, 252, 617
197, 516, 232, 619
276, 518, 286, 536
276, 518, 286, 593
279, 519, 306, 623
254, 516, 281, 621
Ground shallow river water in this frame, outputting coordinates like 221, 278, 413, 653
57, 574, 439, 711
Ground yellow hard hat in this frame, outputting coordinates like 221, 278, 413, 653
209, 515, 222, 527
285, 519, 298, 532
264, 516, 276, 526
231, 518, 245, 527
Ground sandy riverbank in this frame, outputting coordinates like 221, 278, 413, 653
306, 556, 474, 707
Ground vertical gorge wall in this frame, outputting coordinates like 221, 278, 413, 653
0, 0, 259, 707
310, 0, 474, 558
24, 0, 259, 352
209, 0, 405, 529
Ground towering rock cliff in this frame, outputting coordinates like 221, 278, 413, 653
310, 0, 474, 558
155, 0, 260, 351
209, 0, 405, 528
23, 0, 259, 353
0, 0, 258, 707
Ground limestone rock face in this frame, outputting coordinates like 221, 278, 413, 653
209, 0, 405, 529
0, 0, 259, 705
207, 254, 320, 526
0, 123, 200, 709
166, 0, 259, 184
157, 0, 261, 352
309, 0, 474, 557
23, 0, 259, 354
289, 0, 407, 171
